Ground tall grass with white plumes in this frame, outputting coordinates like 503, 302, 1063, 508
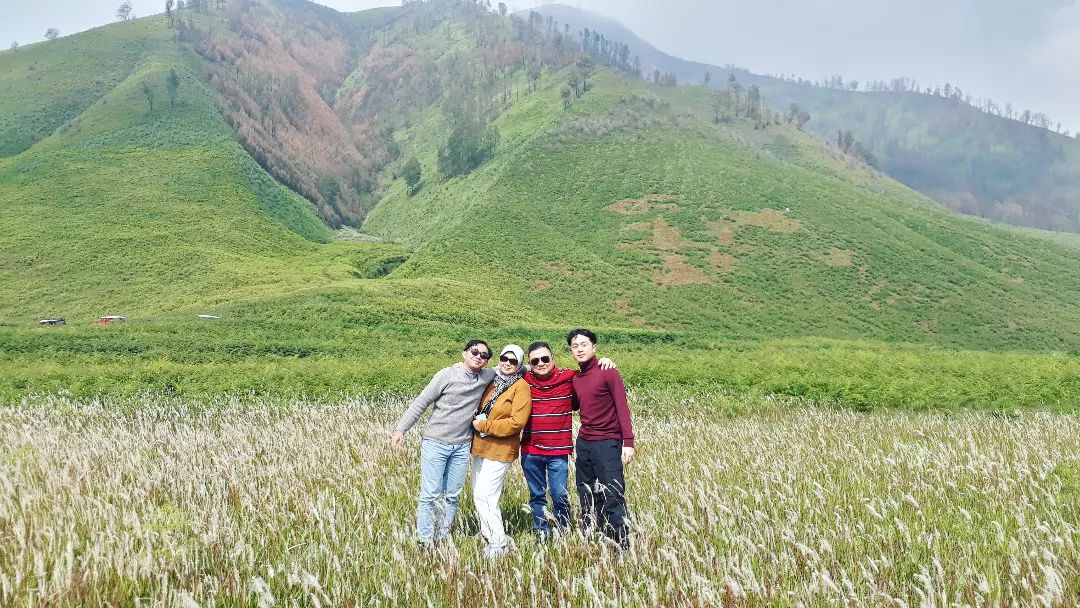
0, 394, 1077, 606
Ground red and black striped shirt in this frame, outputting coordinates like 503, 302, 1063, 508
521, 367, 578, 456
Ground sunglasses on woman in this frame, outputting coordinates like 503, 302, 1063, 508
529, 355, 551, 366
469, 348, 492, 359
499, 355, 519, 365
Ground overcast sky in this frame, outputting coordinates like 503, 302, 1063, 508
5, 0, 1077, 131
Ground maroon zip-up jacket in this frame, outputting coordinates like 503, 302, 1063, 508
571, 357, 635, 447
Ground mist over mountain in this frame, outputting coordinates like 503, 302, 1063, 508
527, 3, 1080, 233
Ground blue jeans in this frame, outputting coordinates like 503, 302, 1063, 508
416, 438, 471, 542
521, 453, 571, 534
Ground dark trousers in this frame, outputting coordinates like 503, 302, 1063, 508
574, 438, 627, 545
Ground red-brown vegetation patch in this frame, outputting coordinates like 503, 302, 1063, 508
533, 280, 552, 291
650, 254, 710, 286
708, 252, 737, 273
542, 261, 574, 276
702, 218, 739, 245
648, 218, 689, 251
914, 320, 942, 333
810, 248, 856, 267
730, 209, 803, 233
604, 194, 679, 215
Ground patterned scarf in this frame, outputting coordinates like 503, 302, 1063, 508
479, 368, 523, 416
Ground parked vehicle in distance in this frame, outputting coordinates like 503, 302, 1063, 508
97, 316, 127, 325
38, 318, 66, 326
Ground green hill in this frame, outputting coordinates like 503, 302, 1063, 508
532, 4, 1080, 234
0, 0, 1076, 407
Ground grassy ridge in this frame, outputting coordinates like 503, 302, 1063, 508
0, 5, 1077, 408
367, 71, 1080, 352
0, 18, 392, 319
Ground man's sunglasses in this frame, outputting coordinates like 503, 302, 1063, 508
469, 348, 492, 360
499, 355, 519, 365
529, 355, 552, 366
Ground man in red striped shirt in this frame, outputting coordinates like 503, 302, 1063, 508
520, 341, 576, 538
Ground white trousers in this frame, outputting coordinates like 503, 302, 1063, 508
471, 456, 512, 550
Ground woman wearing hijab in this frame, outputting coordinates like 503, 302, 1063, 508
470, 344, 532, 558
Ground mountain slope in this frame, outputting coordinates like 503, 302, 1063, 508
0, 15, 398, 318
365, 70, 1080, 352
531, 4, 1080, 234
0, 0, 1077, 406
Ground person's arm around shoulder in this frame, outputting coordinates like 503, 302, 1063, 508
605, 368, 635, 464
475, 379, 532, 437
391, 368, 449, 449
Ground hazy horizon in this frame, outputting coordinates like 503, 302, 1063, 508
3, 0, 1077, 132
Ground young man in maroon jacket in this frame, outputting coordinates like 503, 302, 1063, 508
567, 328, 634, 549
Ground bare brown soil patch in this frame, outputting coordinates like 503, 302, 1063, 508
731, 209, 803, 233
604, 194, 678, 215
649, 218, 688, 251
914, 320, 942, 333
533, 280, 552, 291
542, 261, 574, 276
650, 254, 710, 286
702, 218, 739, 246
708, 252, 737, 273
810, 248, 856, 267
626, 218, 693, 251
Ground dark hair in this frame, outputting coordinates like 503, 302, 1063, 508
526, 341, 552, 356
566, 328, 597, 346
464, 339, 490, 353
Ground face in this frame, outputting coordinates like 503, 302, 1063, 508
462, 344, 491, 372
569, 334, 595, 364
498, 350, 521, 375
528, 347, 555, 377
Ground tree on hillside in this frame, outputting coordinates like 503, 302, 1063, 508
795, 110, 811, 131
9, 41, 17, 51
403, 156, 422, 195
838, 129, 854, 153
498, 2, 506, 16
45, 28, 60, 41
728, 75, 743, 113
140, 79, 155, 112
704, 71, 711, 86
166, 0, 175, 26
438, 118, 499, 178
567, 69, 582, 98
561, 86, 572, 109
786, 102, 799, 124
166, 68, 180, 108
575, 55, 596, 91
116, 1, 133, 21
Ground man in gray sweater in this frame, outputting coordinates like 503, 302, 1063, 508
392, 339, 496, 546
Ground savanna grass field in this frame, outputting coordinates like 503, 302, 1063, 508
1, 393, 1078, 606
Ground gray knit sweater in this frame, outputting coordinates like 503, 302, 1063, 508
395, 366, 496, 445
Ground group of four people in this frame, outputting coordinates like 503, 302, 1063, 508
391, 328, 635, 557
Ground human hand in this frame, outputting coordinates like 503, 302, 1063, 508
621, 446, 635, 465
598, 357, 616, 370
472, 418, 485, 432
391, 431, 404, 450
